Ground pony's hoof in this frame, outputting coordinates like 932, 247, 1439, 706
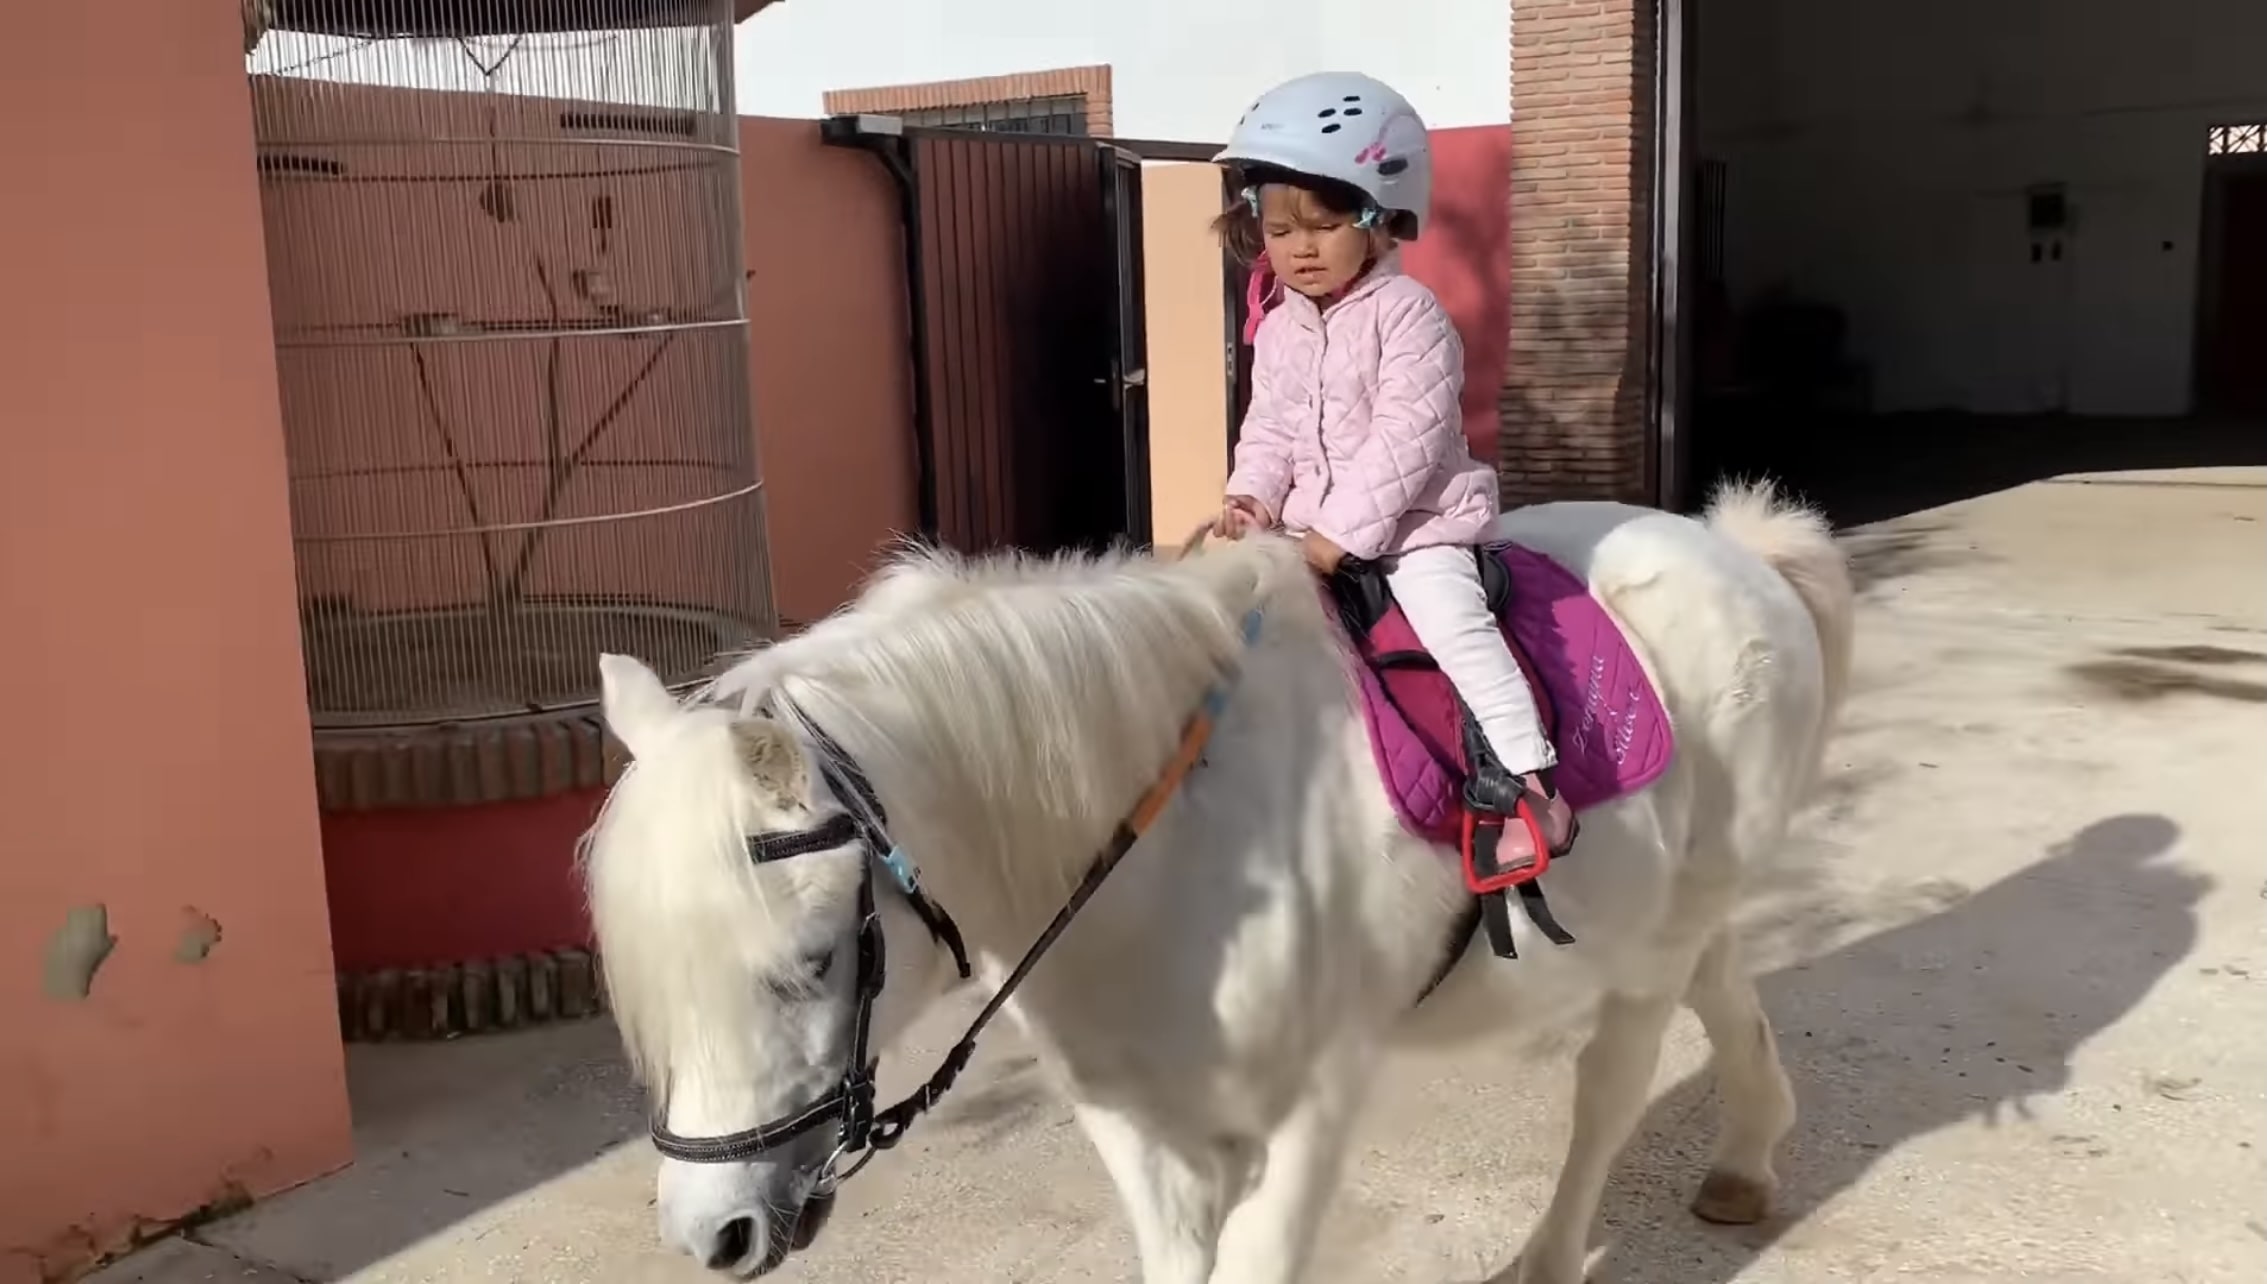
1690, 1170, 1774, 1226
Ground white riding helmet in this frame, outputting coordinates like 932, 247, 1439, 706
1214, 71, 1434, 239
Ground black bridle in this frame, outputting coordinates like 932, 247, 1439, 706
648, 610, 1262, 1184
648, 733, 977, 1176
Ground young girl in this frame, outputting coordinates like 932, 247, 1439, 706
1209, 71, 1574, 864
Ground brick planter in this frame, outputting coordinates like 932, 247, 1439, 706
312, 704, 634, 1035
336, 946, 609, 1042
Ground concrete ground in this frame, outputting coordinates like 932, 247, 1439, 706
97, 468, 2267, 1284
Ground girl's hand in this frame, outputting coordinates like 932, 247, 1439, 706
1216, 494, 1271, 539
1300, 530, 1346, 575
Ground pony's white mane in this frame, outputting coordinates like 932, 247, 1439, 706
714, 540, 1308, 909
584, 535, 1313, 1094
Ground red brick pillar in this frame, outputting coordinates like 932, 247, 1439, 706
1502, 0, 1658, 504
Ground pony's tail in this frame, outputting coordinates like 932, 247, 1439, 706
1705, 478, 1856, 728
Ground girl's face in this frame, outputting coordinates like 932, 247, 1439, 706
1257, 184, 1385, 299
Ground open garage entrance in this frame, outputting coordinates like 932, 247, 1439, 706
1676, 0, 2267, 524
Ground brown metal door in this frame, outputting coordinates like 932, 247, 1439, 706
1102, 146, 1153, 545
905, 130, 1152, 554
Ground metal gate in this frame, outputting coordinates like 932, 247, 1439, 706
827, 119, 1152, 553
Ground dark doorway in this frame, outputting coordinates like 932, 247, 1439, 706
826, 120, 1151, 554
1670, 5, 2267, 527
2197, 148, 2267, 417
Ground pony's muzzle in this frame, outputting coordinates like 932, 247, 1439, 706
670, 1207, 773, 1276
676, 1191, 836, 1277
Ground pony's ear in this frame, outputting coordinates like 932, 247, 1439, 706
598, 653, 678, 759
730, 719, 811, 808
1175, 529, 1305, 621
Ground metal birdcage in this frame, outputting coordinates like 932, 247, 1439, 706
246, 0, 772, 775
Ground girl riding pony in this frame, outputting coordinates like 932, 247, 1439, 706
1209, 70, 1576, 870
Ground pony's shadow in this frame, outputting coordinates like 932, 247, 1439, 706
1489, 812, 2206, 1283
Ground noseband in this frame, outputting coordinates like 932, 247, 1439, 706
647, 606, 1265, 1187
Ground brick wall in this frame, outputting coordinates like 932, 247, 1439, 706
1502, 0, 1657, 504
824, 64, 1114, 138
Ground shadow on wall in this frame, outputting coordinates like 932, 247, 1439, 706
1475, 813, 2206, 1283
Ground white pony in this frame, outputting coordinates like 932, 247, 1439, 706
584, 482, 1854, 1284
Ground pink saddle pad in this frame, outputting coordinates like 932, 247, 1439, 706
1345, 542, 1673, 844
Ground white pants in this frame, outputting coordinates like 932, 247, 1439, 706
1383, 544, 1557, 775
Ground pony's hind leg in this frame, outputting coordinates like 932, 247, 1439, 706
1515, 989, 1679, 1284
1075, 1103, 1232, 1284
1683, 929, 1795, 1225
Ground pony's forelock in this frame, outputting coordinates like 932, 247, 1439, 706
580, 706, 802, 1097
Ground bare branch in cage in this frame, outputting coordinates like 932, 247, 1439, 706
408, 344, 504, 598
497, 331, 682, 606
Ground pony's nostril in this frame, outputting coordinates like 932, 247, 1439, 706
706, 1216, 755, 1270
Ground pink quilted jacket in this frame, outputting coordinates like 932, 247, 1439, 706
1226, 254, 1498, 561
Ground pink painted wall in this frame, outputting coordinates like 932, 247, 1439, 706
740, 118, 921, 624
0, 5, 352, 1281
1400, 124, 1513, 471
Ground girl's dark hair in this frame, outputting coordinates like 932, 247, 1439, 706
1209, 164, 1413, 264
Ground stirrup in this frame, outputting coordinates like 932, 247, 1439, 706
1460, 770, 1578, 959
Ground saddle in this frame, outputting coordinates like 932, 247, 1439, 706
1324, 542, 1676, 980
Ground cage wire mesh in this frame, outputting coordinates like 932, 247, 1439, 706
247, 0, 774, 733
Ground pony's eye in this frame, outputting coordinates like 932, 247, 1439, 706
766, 948, 838, 1000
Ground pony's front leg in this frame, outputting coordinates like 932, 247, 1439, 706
1516, 990, 1679, 1284
1075, 1103, 1233, 1284
1209, 1043, 1376, 1284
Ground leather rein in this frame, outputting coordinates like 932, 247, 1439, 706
649, 534, 1257, 1187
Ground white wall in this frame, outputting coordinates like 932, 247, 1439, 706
1699, 0, 2267, 417
732, 0, 1509, 139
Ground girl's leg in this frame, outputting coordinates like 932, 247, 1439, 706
1384, 545, 1556, 774
1384, 545, 1572, 857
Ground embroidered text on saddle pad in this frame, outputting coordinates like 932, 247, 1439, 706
1348, 542, 1675, 843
